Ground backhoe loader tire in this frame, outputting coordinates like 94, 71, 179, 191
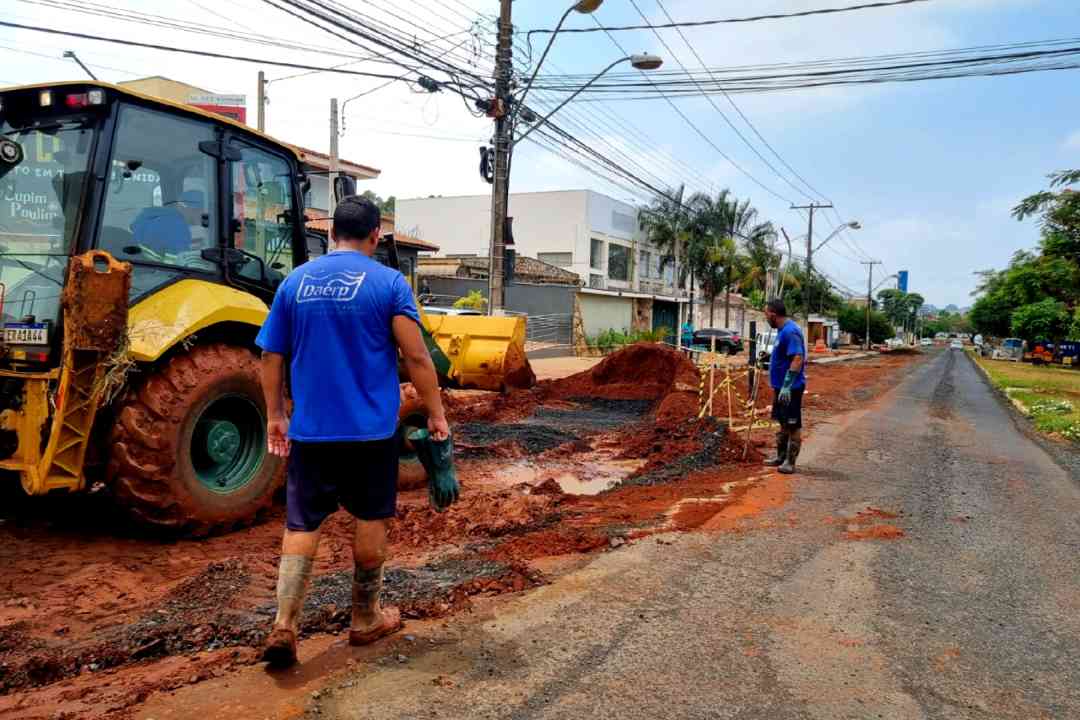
109, 343, 283, 536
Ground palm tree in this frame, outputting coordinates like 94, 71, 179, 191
690, 190, 777, 328
640, 185, 698, 322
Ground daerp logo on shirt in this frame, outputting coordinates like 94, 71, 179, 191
296, 270, 367, 303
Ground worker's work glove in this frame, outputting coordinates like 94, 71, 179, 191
410, 428, 460, 513
778, 370, 798, 405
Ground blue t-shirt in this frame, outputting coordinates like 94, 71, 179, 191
255, 250, 420, 442
769, 319, 807, 390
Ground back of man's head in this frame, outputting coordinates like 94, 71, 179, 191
767, 299, 788, 317
333, 195, 380, 244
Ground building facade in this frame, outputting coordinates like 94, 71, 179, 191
397, 190, 688, 336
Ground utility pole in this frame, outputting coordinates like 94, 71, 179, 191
328, 97, 339, 223
790, 202, 833, 339
257, 70, 267, 132
486, 0, 513, 315
861, 260, 882, 351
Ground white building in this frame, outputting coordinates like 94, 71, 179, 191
397, 189, 689, 336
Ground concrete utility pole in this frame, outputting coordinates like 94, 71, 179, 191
791, 202, 833, 335
328, 98, 340, 225
257, 70, 266, 132
487, 0, 513, 315
862, 260, 883, 351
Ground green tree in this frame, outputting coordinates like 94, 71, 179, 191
360, 190, 396, 215
781, 263, 841, 319
453, 290, 487, 311
1013, 169, 1080, 259
640, 185, 698, 307
1011, 298, 1070, 342
838, 302, 892, 344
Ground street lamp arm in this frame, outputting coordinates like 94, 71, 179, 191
513, 56, 630, 148
516, 3, 578, 109
873, 274, 898, 292
813, 221, 860, 253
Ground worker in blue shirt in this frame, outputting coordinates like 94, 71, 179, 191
256, 196, 451, 667
763, 299, 806, 474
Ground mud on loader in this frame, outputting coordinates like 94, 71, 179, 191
0, 81, 532, 534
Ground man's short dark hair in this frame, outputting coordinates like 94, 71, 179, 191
333, 195, 380, 241
766, 299, 787, 316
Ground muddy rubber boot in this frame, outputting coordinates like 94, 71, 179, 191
409, 429, 460, 512
779, 438, 801, 475
763, 432, 789, 467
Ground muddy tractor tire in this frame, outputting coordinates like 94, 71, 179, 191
109, 344, 283, 535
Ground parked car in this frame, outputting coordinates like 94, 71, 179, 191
920, 338, 933, 347
950, 339, 964, 350
421, 306, 484, 316
692, 328, 743, 355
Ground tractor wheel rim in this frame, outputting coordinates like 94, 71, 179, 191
193, 394, 266, 494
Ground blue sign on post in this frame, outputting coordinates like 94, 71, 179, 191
898, 270, 909, 293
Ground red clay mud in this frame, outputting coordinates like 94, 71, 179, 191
844, 524, 906, 541
0, 346, 921, 719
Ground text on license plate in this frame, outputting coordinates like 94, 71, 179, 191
4, 323, 48, 345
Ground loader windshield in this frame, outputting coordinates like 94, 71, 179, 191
0, 118, 93, 325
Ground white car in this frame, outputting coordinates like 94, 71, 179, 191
950, 340, 964, 350
920, 338, 933, 347
421, 306, 484, 316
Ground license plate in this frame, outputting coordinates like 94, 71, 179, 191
4, 322, 48, 345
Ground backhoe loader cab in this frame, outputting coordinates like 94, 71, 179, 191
0, 81, 532, 534
0, 81, 312, 532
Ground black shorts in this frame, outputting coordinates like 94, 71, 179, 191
771, 388, 804, 430
285, 437, 399, 531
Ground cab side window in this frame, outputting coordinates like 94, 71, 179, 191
231, 144, 296, 285
99, 104, 217, 272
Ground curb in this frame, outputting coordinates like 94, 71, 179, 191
809, 351, 880, 365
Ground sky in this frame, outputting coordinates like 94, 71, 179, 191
2, 0, 1078, 307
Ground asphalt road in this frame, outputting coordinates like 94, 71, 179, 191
315, 349, 1080, 719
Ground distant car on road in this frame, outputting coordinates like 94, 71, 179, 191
692, 328, 743, 355
950, 340, 964, 350
921, 338, 933, 347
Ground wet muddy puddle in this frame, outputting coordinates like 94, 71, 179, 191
498, 456, 648, 496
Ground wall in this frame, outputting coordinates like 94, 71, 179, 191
422, 277, 575, 318
397, 191, 589, 267
579, 293, 634, 336
397, 191, 674, 296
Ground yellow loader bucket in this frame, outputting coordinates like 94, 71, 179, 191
421, 312, 535, 392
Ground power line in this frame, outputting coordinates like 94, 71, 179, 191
589, 15, 796, 205
0, 42, 140, 76
629, 0, 815, 203
0, 19, 467, 85
531, 43, 1080, 97
526, 0, 930, 38
653, 0, 828, 204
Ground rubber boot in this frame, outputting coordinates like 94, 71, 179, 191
763, 432, 789, 467
409, 429, 460, 512
779, 437, 801, 475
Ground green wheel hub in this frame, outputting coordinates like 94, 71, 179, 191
192, 394, 266, 494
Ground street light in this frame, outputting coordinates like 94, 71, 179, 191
513, 54, 663, 147
517, 0, 605, 108
63, 50, 97, 81
813, 220, 861, 253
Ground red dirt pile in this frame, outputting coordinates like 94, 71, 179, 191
544, 343, 700, 407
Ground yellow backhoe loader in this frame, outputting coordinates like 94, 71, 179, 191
0, 81, 532, 534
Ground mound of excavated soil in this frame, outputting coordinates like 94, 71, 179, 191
543, 343, 699, 405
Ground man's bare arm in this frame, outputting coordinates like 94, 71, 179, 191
789, 353, 804, 374
261, 352, 290, 457
392, 316, 449, 440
